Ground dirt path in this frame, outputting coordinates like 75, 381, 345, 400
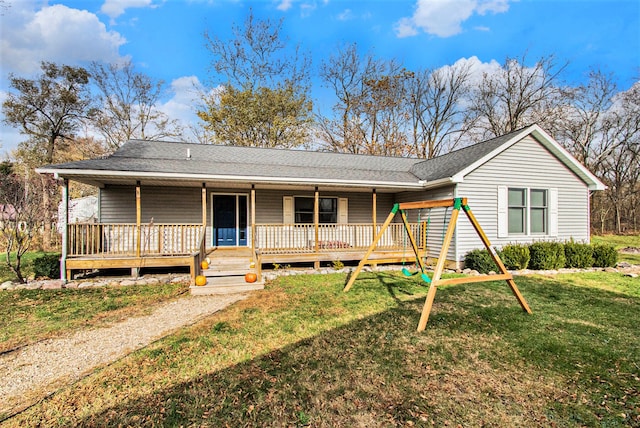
0, 293, 246, 418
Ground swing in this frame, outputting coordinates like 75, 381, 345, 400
401, 209, 432, 283
344, 197, 532, 332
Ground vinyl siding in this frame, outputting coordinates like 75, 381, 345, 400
393, 186, 457, 261
255, 189, 392, 224
457, 135, 590, 262
101, 185, 394, 248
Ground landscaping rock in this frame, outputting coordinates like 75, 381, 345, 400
120, 279, 137, 287
1, 281, 16, 290
78, 281, 94, 288
64, 282, 79, 288
623, 272, 638, 278
41, 280, 64, 290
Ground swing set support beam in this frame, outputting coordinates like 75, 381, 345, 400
344, 197, 532, 332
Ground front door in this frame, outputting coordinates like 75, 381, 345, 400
213, 194, 248, 247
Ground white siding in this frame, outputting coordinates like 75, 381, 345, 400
457, 135, 590, 261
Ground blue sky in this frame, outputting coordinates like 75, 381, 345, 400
1, 0, 639, 157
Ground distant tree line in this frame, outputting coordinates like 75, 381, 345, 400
1, 11, 637, 279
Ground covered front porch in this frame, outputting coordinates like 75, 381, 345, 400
60, 182, 429, 283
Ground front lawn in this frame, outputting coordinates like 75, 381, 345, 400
4, 271, 638, 427
0, 282, 188, 353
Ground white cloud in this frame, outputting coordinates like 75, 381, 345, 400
395, 0, 512, 38
0, 2, 127, 157
337, 8, 353, 21
276, 0, 294, 12
100, 0, 154, 19
0, 3, 126, 75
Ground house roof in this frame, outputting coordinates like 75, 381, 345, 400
36, 124, 606, 191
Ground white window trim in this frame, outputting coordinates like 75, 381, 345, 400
498, 186, 557, 238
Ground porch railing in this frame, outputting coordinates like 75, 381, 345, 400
255, 223, 425, 255
68, 223, 204, 257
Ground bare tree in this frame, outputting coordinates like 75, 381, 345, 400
554, 69, 618, 170
406, 62, 473, 159
0, 163, 44, 283
3, 62, 91, 165
468, 54, 566, 138
200, 10, 312, 148
318, 44, 411, 156
89, 60, 183, 151
2, 62, 91, 249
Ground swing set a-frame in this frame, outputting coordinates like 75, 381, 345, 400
344, 197, 532, 331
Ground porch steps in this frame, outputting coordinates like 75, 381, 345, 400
190, 251, 263, 295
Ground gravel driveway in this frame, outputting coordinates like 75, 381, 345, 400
0, 293, 246, 417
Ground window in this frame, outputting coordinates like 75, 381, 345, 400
505, 188, 548, 235
508, 188, 526, 234
530, 189, 548, 234
294, 197, 337, 224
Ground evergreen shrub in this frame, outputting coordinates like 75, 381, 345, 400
529, 242, 566, 270
498, 243, 530, 270
33, 253, 61, 279
564, 241, 594, 268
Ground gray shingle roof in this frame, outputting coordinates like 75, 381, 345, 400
38, 124, 606, 190
409, 130, 521, 181
47, 140, 422, 184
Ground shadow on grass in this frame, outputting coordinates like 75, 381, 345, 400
20, 275, 640, 427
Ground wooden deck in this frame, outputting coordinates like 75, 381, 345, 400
66, 254, 201, 283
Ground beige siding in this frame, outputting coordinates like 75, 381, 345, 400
457, 135, 590, 261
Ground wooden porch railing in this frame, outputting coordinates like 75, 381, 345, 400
255, 223, 425, 255
68, 223, 204, 257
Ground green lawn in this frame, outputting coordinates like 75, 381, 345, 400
592, 234, 640, 265
0, 251, 55, 283
3, 271, 638, 427
0, 282, 188, 353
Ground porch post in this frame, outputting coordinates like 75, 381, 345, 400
135, 181, 141, 258
251, 184, 256, 254
60, 179, 68, 282
201, 183, 207, 226
314, 186, 320, 269
372, 188, 377, 234
372, 188, 377, 269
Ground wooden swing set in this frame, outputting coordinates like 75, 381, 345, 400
344, 197, 532, 331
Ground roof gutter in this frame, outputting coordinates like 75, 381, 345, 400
36, 167, 426, 190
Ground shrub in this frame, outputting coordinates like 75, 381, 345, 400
464, 248, 497, 274
592, 244, 618, 267
528, 241, 566, 270
498, 243, 530, 270
33, 253, 61, 279
564, 241, 594, 268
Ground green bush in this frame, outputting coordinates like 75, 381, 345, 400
33, 253, 61, 279
528, 241, 566, 270
498, 243, 530, 270
592, 244, 618, 267
563, 241, 594, 268
463, 249, 497, 274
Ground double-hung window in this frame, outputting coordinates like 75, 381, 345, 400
499, 186, 556, 237
294, 197, 337, 224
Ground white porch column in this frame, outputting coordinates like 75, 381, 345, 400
60, 179, 69, 282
